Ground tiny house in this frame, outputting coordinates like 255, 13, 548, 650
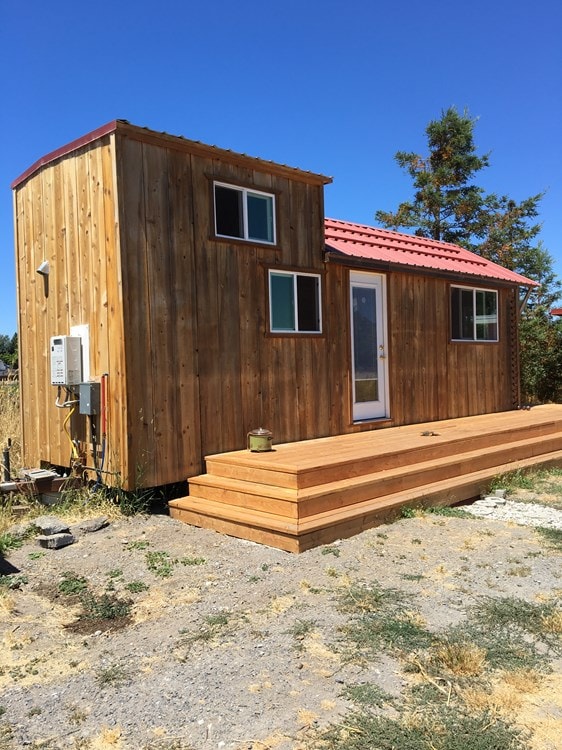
12, 121, 536, 496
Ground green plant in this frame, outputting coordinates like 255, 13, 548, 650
321, 546, 341, 557
27, 551, 45, 560
96, 663, 131, 686
124, 580, 149, 593
80, 591, 131, 620
341, 683, 393, 708
127, 539, 150, 551
535, 526, 562, 551
426, 505, 474, 519
58, 572, 88, 596
400, 506, 417, 518
0, 532, 23, 557
145, 550, 175, 578
286, 618, 316, 650
180, 556, 206, 566
106, 568, 123, 579
0, 573, 28, 589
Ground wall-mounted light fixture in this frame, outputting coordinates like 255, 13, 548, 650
36, 260, 50, 276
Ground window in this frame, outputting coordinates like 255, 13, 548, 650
269, 270, 322, 333
451, 286, 498, 341
214, 182, 275, 244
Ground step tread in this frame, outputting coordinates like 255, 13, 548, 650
190, 433, 562, 499
171, 449, 562, 536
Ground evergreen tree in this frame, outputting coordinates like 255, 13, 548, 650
376, 107, 562, 402
375, 107, 490, 245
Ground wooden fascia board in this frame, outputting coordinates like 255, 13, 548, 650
324, 250, 529, 290
113, 121, 332, 186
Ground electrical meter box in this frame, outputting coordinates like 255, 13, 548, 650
50, 336, 82, 386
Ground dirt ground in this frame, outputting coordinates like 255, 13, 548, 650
0, 498, 561, 750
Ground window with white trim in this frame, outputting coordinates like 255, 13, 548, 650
214, 182, 275, 244
269, 270, 322, 333
451, 286, 498, 341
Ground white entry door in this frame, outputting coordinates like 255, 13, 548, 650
350, 271, 388, 421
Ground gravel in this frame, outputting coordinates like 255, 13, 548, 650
0, 496, 561, 749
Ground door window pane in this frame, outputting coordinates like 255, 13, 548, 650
352, 287, 378, 403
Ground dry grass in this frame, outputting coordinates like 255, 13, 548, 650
0, 383, 21, 475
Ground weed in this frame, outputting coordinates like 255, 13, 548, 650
401, 573, 425, 581
27, 707, 42, 717
535, 526, 562, 551
178, 611, 232, 654
314, 705, 528, 750
106, 569, 123, 579
0, 574, 28, 589
411, 538, 422, 545
96, 663, 130, 686
489, 468, 538, 492
338, 582, 432, 658
124, 580, 149, 593
80, 591, 131, 620
286, 618, 316, 650
145, 550, 175, 578
59, 572, 88, 596
400, 506, 417, 518
27, 551, 45, 560
341, 683, 394, 708
325, 567, 339, 578
321, 546, 341, 557
507, 566, 532, 577
180, 556, 206, 566
426, 638, 487, 677
127, 539, 150, 550
261, 563, 269, 571
205, 612, 230, 627
67, 706, 88, 725
426, 505, 474, 519
0, 532, 23, 557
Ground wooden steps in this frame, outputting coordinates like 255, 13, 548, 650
168, 406, 562, 552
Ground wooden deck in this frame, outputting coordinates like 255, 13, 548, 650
169, 405, 562, 552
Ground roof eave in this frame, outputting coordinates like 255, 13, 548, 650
324, 249, 538, 289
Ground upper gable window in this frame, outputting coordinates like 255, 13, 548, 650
214, 182, 275, 244
451, 286, 498, 341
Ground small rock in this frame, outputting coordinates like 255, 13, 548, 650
78, 516, 109, 533
33, 515, 70, 535
36, 533, 75, 549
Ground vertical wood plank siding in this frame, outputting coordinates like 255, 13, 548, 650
15, 137, 125, 483
14, 128, 519, 490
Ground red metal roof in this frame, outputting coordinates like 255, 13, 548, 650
550, 308, 562, 316
325, 218, 538, 287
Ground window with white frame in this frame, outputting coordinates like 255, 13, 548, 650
269, 270, 322, 333
451, 285, 498, 341
214, 182, 275, 244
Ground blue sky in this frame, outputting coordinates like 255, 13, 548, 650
1, 0, 561, 335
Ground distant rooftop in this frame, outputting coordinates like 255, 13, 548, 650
325, 218, 537, 287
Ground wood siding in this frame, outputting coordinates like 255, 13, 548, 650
14, 136, 127, 483
14, 124, 520, 490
